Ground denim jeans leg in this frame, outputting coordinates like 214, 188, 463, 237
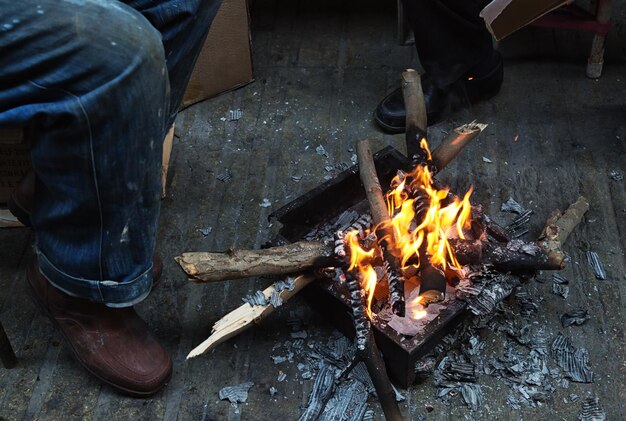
123, 0, 223, 126
0, 0, 169, 306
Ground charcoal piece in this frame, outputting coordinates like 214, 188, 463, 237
229, 109, 242, 121
506, 395, 521, 410
316, 145, 329, 157
515, 290, 539, 318
313, 337, 355, 368
219, 382, 254, 404
242, 290, 268, 306
269, 290, 283, 308
333, 231, 347, 258
578, 397, 606, 421
501, 197, 527, 214
561, 309, 590, 327
298, 364, 335, 421
348, 361, 376, 394
517, 385, 549, 403
507, 209, 533, 238
271, 355, 287, 364
320, 380, 368, 421
465, 279, 516, 316
609, 169, 624, 181
415, 356, 436, 378
460, 383, 483, 411
586, 251, 607, 280
362, 408, 374, 421
552, 273, 569, 284
551, 334, 594, 383
274, 277, 296, 292
216, 169, 232, 182
443, 361, 477, 383
551, 283, 570, 299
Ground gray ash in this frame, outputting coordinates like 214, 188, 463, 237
551, 334, 594, 383
560, 309, 590, 327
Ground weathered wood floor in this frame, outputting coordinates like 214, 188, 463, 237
1, 0, 625, 419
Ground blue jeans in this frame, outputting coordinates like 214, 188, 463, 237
0, 0, 222, 306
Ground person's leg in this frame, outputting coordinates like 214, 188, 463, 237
123, 0, 223, 127
403, 0, 495, 88
0, 0, 220, 395
1, 0, 168, 305
375, 0, 503, 133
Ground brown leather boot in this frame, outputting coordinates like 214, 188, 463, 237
27, 259, 172, 397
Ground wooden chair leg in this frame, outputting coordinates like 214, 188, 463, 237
587, 0, 612, 78
0, 319, 18, 369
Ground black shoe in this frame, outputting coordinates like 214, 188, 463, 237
374, 53, 504, 134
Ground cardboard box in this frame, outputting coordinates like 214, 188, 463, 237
182, 0, 254, 108
480, 0, 572, 40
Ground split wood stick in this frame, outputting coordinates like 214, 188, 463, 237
430, 122, 488, 173
538, 196, 589, 269
186, 273, 316, 359
176, 241, 335, 283
357, 139, 405, 316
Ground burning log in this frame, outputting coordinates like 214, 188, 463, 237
176, 241, 335, 283
186, 273, 316, 359
357, 139, 405, 316
176, 194, 587, 283
345, 272, 404, 421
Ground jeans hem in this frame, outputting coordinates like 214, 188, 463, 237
36, 248, 153, 307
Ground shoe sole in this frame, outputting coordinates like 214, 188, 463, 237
26, 267, 171, 397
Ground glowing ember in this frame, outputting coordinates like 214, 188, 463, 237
345, 140, 473, 318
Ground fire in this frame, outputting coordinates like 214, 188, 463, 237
345, 140, 473, 318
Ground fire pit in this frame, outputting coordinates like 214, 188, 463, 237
269, 146, 469, 388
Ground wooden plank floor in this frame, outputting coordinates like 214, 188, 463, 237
1, 0, 625, 419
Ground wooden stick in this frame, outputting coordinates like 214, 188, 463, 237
186, 273, 316, 359
401, 69, 428, 160
401, 69, 427, 133
538, 196, 589, 269
175, 241, 335, 283
356, 140, 392, 228
361, 331, 404, 421
430, 122, 487, 173
346, 273, 404, 420
357, 139, 405, 316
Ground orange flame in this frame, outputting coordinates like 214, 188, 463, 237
345, 139, 473, 319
